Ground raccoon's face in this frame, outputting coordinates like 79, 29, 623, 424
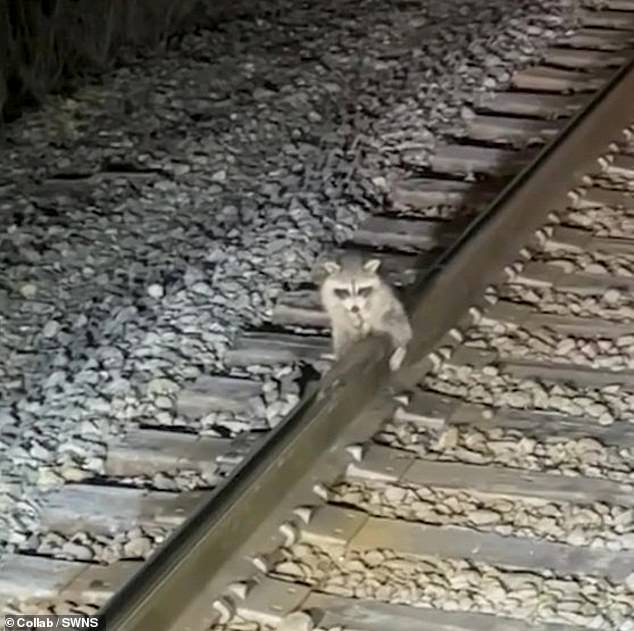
321, 258, 381, 321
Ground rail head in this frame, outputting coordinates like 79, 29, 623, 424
98, 57, 634, 631
99, 333, 394, 631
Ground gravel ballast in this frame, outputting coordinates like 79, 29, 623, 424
0, 0, 584, 570
272, 543, 633, 629
330, 480, 634, 550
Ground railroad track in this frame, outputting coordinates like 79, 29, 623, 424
2, 3, 634, 629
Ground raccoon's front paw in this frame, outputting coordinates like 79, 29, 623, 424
389, 346, 406, 372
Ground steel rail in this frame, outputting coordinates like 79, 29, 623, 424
98, 57, 634, 631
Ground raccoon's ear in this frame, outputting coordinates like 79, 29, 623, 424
363, 259, 381, 274
322, 261, 341, 275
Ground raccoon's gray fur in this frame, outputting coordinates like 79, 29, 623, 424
319, 255, 412, 371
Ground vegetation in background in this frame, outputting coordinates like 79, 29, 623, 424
0, 0, 204, 121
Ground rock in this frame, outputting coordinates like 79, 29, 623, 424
266, 400, 285, 426
42, 320, 60, 338
147, 378, 179, 395
98, 346, 125, 367
60, 465, 90, 482
385, 486, 407, 504
190, 282, 214, 296
575, 437, 604, 454
8, 530, 29, 544
277, 612, 314, 631
371, 176, 387, 189
604, 289, 621, 305
454, 447, 489, 464
30, 441, 53, 460
363, 550, 385, 567
154, 396, 173, 410
613, 508, 633, 529
37, 468, 64, 487
85, 397, 111, 413
62, 541, 94, 561
45, 370, 67, 388
152, 472, 178, 491
437, 427, 459, 450
597, 411, 615, 426
507, 391, 531, 407
39, 532, 65, 552
20, 283, 37, 298
470, 509, 501, 525
172, 163, 190, 176
123, 536, 153, 558
147, 284, 164, 299
565, 529, 587, 546
275, 561, 304, 577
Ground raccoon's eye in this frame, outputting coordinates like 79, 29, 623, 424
334, 288, 350, 299
358, 286, 374, 298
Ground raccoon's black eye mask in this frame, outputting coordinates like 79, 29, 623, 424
333, 286, 373, 299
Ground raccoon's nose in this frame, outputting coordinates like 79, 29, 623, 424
350, 305, 359, 313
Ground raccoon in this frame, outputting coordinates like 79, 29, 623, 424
319, 255, 412, 371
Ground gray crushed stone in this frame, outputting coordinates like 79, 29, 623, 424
0, 0, 583, 573
272, 543, 634, 629
331, 479, 634, 550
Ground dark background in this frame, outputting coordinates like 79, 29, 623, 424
0, 0, 248, 122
